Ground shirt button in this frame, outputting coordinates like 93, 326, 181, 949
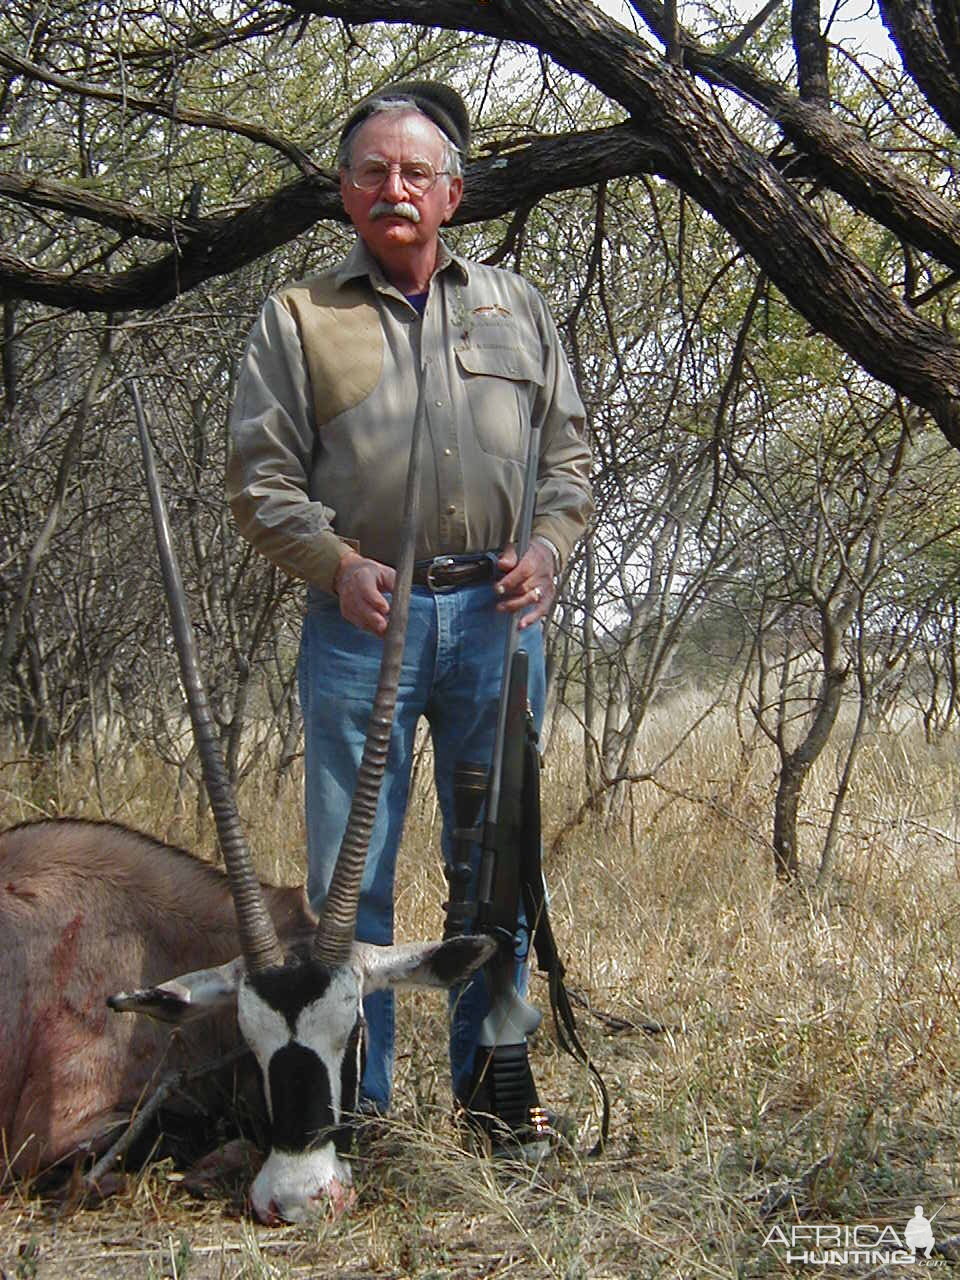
443, 448, 452, 456
446, 504, 456, 515
434, 400, 444, 407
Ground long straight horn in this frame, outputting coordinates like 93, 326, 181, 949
312, 378, 426, 967
132, 381, 284, 973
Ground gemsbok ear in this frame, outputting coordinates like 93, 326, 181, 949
355, 935, 496, 993
107, 956, 247, 1024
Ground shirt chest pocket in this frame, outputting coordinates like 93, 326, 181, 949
454, 344, 545, 461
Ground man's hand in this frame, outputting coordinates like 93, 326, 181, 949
333, 551, 396, 635
494, 541, 556, 629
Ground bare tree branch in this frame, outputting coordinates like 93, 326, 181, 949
932, 0, 960, 83
0, 43, 321, 177
0, 171, 200, 242
719, 0, 785, 59
629, 0, 960, 275
881, 0, 960, 137
791, 0, 829, 104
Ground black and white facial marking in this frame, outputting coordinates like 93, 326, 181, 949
238, 951, 364, 1224
108, 933, 496, 1225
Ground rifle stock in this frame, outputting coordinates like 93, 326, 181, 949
444, 639, 611, 1154
445, 647, 548, 1145
440, 415, 608, 1151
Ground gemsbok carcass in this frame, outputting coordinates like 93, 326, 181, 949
0, 816, 490, 1222
0, 383, 493, 1223
0, 816, 311, 1179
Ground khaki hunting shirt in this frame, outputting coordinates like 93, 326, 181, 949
227, 238, 593, 593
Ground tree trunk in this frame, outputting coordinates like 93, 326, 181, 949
772, 665, 846, 878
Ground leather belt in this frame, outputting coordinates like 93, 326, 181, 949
412, 553, 498, 591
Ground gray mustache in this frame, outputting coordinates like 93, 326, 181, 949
370, 201, 421, 224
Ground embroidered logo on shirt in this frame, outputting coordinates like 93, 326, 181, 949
472, 304, 513, 317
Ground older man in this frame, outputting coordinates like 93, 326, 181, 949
227, 82, 592, 1128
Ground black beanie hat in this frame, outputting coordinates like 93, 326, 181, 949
339, 80, 470, 159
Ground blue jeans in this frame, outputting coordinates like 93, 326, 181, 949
298, 581, 545, 1111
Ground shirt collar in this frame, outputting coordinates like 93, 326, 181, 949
332, 236, 471, 291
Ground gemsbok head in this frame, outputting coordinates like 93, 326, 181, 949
106, 384, 493, 1223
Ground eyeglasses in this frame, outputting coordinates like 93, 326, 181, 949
348, 159, 449, 195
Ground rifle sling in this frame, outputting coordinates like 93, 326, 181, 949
519, 715, 611, 1156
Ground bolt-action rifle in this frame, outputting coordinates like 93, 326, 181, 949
443, 432, 609, 1154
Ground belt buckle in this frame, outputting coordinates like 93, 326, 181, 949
426, 555, 457, 592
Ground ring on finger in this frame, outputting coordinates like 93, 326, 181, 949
533, 585, 543, 602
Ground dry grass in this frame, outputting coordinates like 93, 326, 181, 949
2, 702, 960, 1277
